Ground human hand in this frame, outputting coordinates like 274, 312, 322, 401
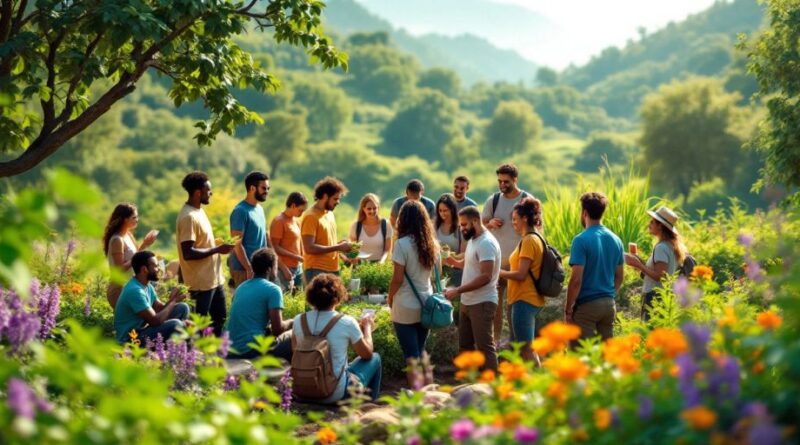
444, 288, 459, 300
359, 315, 375, 331
338, 241, 354, 252
215, 244, 235, 255
169, 287, 187, 303
564, 308, 573, 323
245, 265, 255, 280
142, 229, 159, 248
624, 253, 643, 269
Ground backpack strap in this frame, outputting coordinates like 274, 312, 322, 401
491, 192, 501, 218
380, 218, 388, 252
319, 313, 345, 337
521, 231, 546, 285
356, 221, 363, 241
457, 227, 462, 252
300, 313, 312, 337
404, 269, 425, 307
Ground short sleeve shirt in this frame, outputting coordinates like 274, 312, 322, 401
226, 278, 284, 355
460, 231, 501, 306
569, 225, 624, 304
507, 234, 545, 307
391, 196, 436, 221
436, 226, 462, 253
391, 236, 434, 324
229, 200, 267, 271
292, 311, 363, 403
114, 278, 157, 344
481, 191, 531, 266
349, 220, 393, 262
456, 197, 478, 210
301, 207, 339, 272
270, 213, 302, 269
176, 204, 223, 291
643, 241, 677, 293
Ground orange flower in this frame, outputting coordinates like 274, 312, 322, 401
498, 362, 527, 382
718, 307, 737, 328
681, 406, 717, 430
317, 427, 337, 444
669, 365, 680, 377
649, 368, 663, 381
494, 411, 523, 429
595, 408, 612, 430
541, 321, 582, 347
602, 335, 641, 373
128, 329, 140, 347
690, 265, 714, 282
757, 311, 782, 330
752, 362, 765, 374
496, 383, 514, 400
455, 370, 468, 380
573, 429, 589, 441
544, 355, 590, 382
532, 336, 555, 356
454, 350, 485, 370
546, 381, 568, 404
479, 370, 496, 383
615, 356, 641, 374
646, 328, 688, 359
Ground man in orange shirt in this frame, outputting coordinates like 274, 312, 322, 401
270, 192, 308, 294
301, 177, 353, 283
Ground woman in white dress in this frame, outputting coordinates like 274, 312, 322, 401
349, 193, 393, 263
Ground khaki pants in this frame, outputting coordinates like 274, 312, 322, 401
572, 297, 616, 342
459, 301, 498, 371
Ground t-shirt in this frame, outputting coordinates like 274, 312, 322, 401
270, 212, 302, 269
436, 226, 462, 253
481, 191, 531, 266
507, 234, 545, 307
301, 207, 339, 272
643, 240, 678, 293
114, 278, 157, 344
226, 278, 284, 355
391, 236, 434, 324
107, 233, 137, 273
569, 224, 624, 304
456, 196, 478, 210
292, 310, 363, 403
460, 231, 501, 306
229, 200, 267, 271
391, 196, 436, 221
176, 204, 223, 291
349, 220, 393, 262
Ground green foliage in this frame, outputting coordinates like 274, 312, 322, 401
353, 261, 394, 294
573, 132, 636, 172
418, 68, 461, 98
685, 178, 729, 216
536, 67, 559, 87
292, 81, 352, 143
252, 110, 309, 179
481, 100, 543, 158
343, 44, 418, 105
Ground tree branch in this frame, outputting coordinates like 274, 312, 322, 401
236, 0, 258, 14
56, 31, 105, 126
10, 0, 27, 34
0, 0, 12, 43
41, 30, 66, 132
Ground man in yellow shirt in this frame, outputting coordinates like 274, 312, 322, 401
301, 177, 353, 283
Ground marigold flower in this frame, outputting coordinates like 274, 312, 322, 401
752, 362, 765, 374
546, 381, 567, 404
690, 265, 714, 282
496, 383, 514, 400
646, 328, 688, 359
493, 411, 523, 429
532, 336, 555, 355
757, 311, 782, 330
681, 406, 717, 430
128, 329, 140, 347
595, 408, 612, 430
718, 307, 737, 328
544, 355, 590, 382
649, 369, 663, 381
540, 321, 581, 347
615, 356, 641, 374
573, 429, 589, 441
317, 427, 337, 444
498, 362, 527, 382
455, 370, 468, 380
602, 334, 641, 373
454, 350, 485, 370
479, 370, 496, 383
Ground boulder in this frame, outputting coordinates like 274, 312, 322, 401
358, 407, 400, 443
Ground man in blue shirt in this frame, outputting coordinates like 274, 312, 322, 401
226, 248, 293, 360
229, 171, 270, 288
565, 192, 624, 341
389, 179, 436, 229
453, 175, 478, 210
114, 251, 190, 344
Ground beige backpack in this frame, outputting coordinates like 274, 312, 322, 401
290, 313, 345, 400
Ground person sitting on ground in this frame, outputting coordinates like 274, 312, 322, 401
103, 203, 158, 308
225, 248, 294, 361
349, 193, 393, 264
389, 179, 436, 230
270, 192, 307, 294
291, 274, 381, 403
114, 251, 190, 345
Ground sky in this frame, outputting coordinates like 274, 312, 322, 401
495, 0, 719, 67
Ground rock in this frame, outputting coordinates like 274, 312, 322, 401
224, 359, 254, 377
451, 383, 492, 399
358, 407, 400, 443
422, 391, 452, 408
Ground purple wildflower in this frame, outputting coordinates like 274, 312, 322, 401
7, 379, 36, 420
449, 419, 475, 442
37, 284, 60, 339
742, 402, 769, 418
279, 369, 293, 412
165, 339, 197, 389
202, 327, 214, 337
0, 288, 11, 338
638, 395, 654, 420
748, 423, 782, 445
406, 436, 421, 445
707, 355, 740, 402
246, 368, 259, 383
223, 374, 240, 392
83, 294, 91, 317
455, 387, 474, 408
513, 426, 539, 444
737, 233, 754, 248
675, 354, 701, 407
65, 239, 77, 257
217, 331, 231, 358
746, 260, 764, 282
7, 311, 41, 352
682, 323, 711, 359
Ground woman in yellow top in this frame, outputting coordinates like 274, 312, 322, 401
499, 196, 544, 364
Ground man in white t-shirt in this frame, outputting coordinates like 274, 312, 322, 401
444, 206, 501, 371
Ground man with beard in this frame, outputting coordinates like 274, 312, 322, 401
443, 206, 501, 371
177, 171, 235, 336
481, 163, 534, 345
301, 177, 353, 283
565, 192, 624, 342
389, 179, 436, 230
453, 175, 477, 210
114, 251, 190, 344
229, 171, 271, 288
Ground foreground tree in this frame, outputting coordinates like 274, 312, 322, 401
0, 0, 345, 177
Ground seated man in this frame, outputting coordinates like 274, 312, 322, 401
226, 248, 293, 361
114, 251, 190, 344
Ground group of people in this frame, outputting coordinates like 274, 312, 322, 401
104, 162, 688, 403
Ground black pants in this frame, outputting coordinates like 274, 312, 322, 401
641, 290, 658, 322
191, 286, 227, 337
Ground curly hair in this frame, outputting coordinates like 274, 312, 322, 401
102, 203, 137, 256
435, 193, 459, 234
182, 171, 209, 194
513, 196, 543, 229
397, 200, 437, 270
305, 273, 348, 311
313, 176, 348, 201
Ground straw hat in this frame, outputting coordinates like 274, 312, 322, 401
647, 206, 679, 235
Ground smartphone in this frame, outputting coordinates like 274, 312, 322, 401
361, 309, 376, 320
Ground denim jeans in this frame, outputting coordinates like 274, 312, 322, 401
347, 353, 382, 401
137, 303, 190, 344
393, 322, 430, 359
304, 268, 339, 284
191, 286, 227, 337
278, 266, 303, 293
641, 290, 658, 322
510, 301, 543, 343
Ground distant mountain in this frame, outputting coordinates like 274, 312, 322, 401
324, 0, 539, 85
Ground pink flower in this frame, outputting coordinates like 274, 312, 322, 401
513, 426, 539, 444
449, 419, 475, 442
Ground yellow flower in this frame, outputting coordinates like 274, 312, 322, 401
646, 328, 688, 359
544, 355, 590, 382
454, 350, 485, 370
317, 427, 337, 444
128, 329, 140, 347
479, 370, 496, 383
532, 336, 555, 356
496, 383, 514, 400
595, 408, 612, 430
540, 321, 582, 347
498, 362, 527, 382
718, 307, 737, 328
573, 429, 589, 441
253, 400, 267, 410
690, 265, 714, 282
757, 311, 782, 330
681, 406, 717, 430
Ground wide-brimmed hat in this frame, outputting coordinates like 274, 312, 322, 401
647, 206, 679, 235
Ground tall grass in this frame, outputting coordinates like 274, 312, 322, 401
543, 167, 661, 255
